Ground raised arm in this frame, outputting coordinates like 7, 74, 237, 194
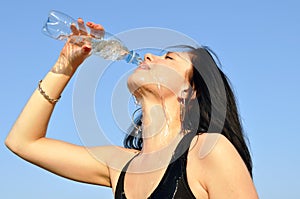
5, 19, 112, 186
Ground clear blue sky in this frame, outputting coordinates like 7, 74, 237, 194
1, 0, 299, 198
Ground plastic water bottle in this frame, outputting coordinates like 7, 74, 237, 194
42, 10, 142, 65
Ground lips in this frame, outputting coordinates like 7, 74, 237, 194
138, 62, 151, 70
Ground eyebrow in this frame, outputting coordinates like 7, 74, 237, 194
166, 51, 175, 55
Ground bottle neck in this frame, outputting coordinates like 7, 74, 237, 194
125, 50, 143, 65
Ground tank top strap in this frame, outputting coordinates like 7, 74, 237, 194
167, 132, 196, 163
115, 153, 139, 199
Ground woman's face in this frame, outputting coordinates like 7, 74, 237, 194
127, 51, 193, 100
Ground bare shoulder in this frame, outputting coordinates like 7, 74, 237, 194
190, 133, 258, 198
191, 133, 248, 173
191, 133, 241, 161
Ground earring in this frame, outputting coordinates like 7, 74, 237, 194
180, 98, 186, 122
180, 92, 186, 123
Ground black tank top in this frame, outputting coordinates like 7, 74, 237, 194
115, 133, 197, 199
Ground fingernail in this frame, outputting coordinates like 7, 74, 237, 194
83, 46, 91, 52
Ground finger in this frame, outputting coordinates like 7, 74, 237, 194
90, 24, 105, 39
87, 22, 104, 39
77, 18, 88, 35
70, 23, 79, 35
86, 21, 95, 30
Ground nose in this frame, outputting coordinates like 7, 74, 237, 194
144, 53, 163, 61
144, 53, 154, 62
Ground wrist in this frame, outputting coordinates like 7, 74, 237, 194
37, 72, 72, 104
38, 80, 61, 104
51, 54, 76, 76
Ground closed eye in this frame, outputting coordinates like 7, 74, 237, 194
165, 55, 174, 60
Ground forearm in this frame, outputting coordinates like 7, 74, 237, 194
5, 60, 75, 152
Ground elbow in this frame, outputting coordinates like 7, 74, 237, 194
5, 135, 18, 153
5, 134, 12, 149
5, 133, 25, 155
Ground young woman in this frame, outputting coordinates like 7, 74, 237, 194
5, 18, 258, 198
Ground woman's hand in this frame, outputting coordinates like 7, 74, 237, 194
52, 18, 105, 75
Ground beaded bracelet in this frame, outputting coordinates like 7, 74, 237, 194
38, 80, 61, 104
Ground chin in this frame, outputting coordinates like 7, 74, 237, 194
127, 73, 139, 94
127, 70, 152, 94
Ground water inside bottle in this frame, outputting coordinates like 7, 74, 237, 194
91, 39, 128, 60
90, 38, 143, 65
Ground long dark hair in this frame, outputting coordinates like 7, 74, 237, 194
124, 46, 253, 177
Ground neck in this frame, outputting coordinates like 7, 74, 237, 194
139, 95, 183, 154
